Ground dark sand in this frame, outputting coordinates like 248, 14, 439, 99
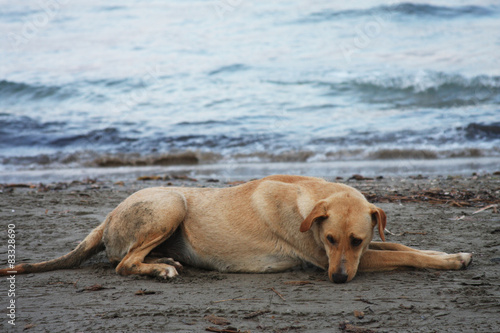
1, 175, 499, 332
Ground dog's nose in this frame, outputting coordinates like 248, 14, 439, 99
331, 273, 348, 284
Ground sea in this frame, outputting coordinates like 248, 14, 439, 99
1, 0, 499, 182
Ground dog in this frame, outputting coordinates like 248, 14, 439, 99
0, 175, 472, 283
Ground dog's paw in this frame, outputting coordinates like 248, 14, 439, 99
442, 253, 473, 270
157, 265, 179, 279
151, 258, 183, 271
458, 252, 473, 269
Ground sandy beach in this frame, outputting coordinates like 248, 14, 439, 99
0, 173, 499, 333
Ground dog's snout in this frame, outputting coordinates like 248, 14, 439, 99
331, 273, 349, 284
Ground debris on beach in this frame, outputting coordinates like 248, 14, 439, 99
349, 174, 374, 181
472, 204, 498, 214
205, 327, 248, 333
268, 287, 286, 301
137, 175, 164, 181
243, 310, 271, 319
76, 283, 107, 292
339, 321, 377, 333
137, 174, 198, 182
24, 323, 36, 330
361, 184, 500, 208
204, 314, 231, 326
283, 280, 312, 285
3, 183, 34, 188
134, 289, 156, 296
353, 310, 365, 319
1, 174, 498, 210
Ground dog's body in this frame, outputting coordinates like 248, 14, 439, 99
0, 175, 472, 283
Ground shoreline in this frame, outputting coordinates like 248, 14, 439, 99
0, 174, 499, 332
1, 156, 499, 184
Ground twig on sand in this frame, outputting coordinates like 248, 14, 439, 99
206, 327, 248, 333
269, 287, 286, 301
243, 310, 271, 319
473, 204, 498, 214
204, 315, 231, 326
339, 321, 376, 333
135, 289, 156, 296
76, 283, 110, 293
283, 280, 312, 285
401, 231, 427, 236
384, 228, 396, 236
212, 297, 262, 304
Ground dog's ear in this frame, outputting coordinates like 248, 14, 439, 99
300, 200, 329, 232
370, 206, 387, 242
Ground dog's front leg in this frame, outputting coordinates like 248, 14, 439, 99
369, 242, 447, 255
358, 249, 472, 272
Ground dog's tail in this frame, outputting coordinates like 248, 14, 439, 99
0, 217, 108, 276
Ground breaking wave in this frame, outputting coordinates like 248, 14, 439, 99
271, 72, 500, 108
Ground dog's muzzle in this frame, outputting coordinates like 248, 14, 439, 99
331, 272, 349, 284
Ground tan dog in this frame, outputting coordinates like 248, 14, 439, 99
0, 175, 472, 283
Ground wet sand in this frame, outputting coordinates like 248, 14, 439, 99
1, 174, 499, 332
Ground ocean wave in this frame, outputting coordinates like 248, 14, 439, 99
348, 76, 500, 108
92, 151, 205, 167
302, 3, 497, 23
208, 64, 251, 76
0, 151, 215, 169
272, 72, 500, 108
176, 119, 240, 126
0, 114, 136, 149
2, 147, 499, 171
49, 127, 138, 147
461, 122, 500, 140
0, 80, 71, 102
311, 122, 500, 148
0, 114, 66, 147
0, 113, 280, 153
0, 77, 154, 105
2, 111, 499, 163
0, 8, 40, 22
386, 3, 495, 18
0, 114, 64, 132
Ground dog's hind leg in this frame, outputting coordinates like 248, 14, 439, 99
116, 233, 181, 279
105, 189, 187, 279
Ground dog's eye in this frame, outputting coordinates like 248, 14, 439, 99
326, 235, 336, 245
351, 238, 363, 247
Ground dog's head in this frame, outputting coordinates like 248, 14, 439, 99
299, 193, 386, 283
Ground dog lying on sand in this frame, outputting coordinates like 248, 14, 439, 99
0, 175, 472, 283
